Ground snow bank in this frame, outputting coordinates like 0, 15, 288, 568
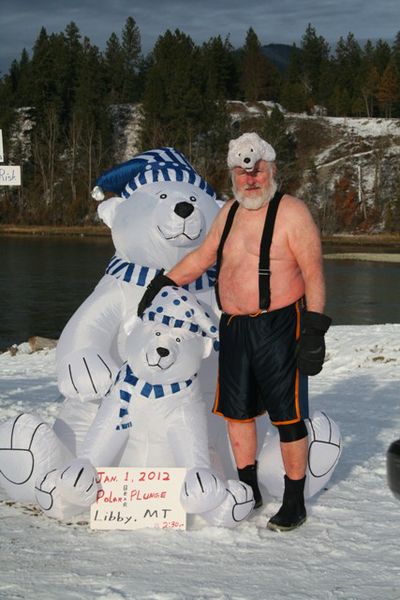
0, 325, 399, 600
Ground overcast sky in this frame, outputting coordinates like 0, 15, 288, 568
0, 0, 398, 74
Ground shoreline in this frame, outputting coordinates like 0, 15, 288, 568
0, 225, 110, 237
1, 225, 400, 246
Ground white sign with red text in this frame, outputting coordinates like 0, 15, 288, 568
0, 165, 21, 186
90, 467, 187, 531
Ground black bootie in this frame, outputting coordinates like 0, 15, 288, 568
267, 475, 306, 531
237, 462, 263, 509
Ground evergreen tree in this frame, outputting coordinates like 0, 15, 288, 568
201, 35, 238, 101
141, 29, 205, 152
239, 28, 280, 101
30, 28, 58, 113
333, 33, 362, 114
377, 60, 399, 117
373, 39, 392, 74
104, 32, 126, 102
355, 41, 381, 116
121, 16, 142, 101
393, 31, 400, 71
279, 44, 308, 112
300, 24, 330, 106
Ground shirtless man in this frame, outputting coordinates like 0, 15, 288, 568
138, 133, 331, 531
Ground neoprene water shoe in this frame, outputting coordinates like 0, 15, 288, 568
267, 475, 306, 531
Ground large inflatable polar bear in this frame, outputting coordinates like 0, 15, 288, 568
54, 148, 220, 458
76, 287, 255, 527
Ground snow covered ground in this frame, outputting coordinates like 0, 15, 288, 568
0, 324, 399, 600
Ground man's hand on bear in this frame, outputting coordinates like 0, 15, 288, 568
296, 311, 332, 376
137, 269, 177, 317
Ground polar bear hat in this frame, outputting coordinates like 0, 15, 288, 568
227, 132, 276, 172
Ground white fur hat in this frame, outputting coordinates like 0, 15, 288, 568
227, 132, 276, 171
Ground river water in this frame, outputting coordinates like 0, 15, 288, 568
1, 235, 399, 349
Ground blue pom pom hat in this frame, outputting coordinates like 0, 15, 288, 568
92, 147, 216, 201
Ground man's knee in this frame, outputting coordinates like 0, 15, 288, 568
275, 420, 308, 443
227, 418, 256, 430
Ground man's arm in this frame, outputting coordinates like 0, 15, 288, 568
166, 201, 232, 285
137, 201, 232, 316
286, 197, 325, 312
286, 197, 331, 375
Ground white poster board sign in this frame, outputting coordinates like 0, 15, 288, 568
90, 467, 187, 531
0, 130, 3, 162
0, 166, 21, 186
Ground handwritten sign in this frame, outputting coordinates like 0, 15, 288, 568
0, 166, 21, 186
90, 467, 187, 531
0, 130, 3, 162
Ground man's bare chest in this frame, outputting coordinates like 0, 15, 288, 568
222, 210, 266, 258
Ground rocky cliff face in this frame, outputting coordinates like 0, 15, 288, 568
292, 115, 400, 232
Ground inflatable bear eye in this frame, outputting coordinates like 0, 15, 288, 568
160, 193, 167, 199
155, 331, 161, 336
189, 196, 197, 203
176, 337, 181, 343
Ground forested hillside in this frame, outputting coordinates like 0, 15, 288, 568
0, 18, 399, 231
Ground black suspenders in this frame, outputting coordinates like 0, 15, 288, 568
215, 200, 239, 310
258, 190, 283, 309
215, 191, 283, 311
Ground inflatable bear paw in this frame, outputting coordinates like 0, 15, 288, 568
0, 413, 71, 504
180, 467, 227, 513
35, 459, 98, 520
202, 480, 255, 528
57, 348, 119, 402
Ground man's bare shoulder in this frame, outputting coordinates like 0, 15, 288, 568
279, 193, 314, 222
212, 199, 235, 231
280, 193, 308, 210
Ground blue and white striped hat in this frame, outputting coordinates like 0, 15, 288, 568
92, 147, 216, 201
142, 286, 219, 341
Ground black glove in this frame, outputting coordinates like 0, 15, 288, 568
137, 269, 177, 317
296, 311, 332, 376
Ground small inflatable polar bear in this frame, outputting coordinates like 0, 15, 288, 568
227, 132, 276, 171
79, 287, 255, 527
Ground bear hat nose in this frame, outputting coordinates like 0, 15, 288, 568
156, 347, 170, 357
174, 201, 194, 219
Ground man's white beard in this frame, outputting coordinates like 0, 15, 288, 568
233, 179, 277, 210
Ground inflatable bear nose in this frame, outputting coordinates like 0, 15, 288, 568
174, 202, 194, 219
244, 157, 251, 164
156, 347, 170, 358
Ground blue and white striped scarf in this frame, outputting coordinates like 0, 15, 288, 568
105, 255, 216, 292
115, 363, 197, 430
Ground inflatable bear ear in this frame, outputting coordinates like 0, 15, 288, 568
97, 196, 125, 228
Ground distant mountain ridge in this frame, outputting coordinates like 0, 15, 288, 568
261, 43, 297, 71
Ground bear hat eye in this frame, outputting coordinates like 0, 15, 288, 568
175, 337, 181, 342
160, 193, 167, 199
155, 331, 161, 336
189, 196, 197, 203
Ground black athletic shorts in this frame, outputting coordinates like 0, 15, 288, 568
212, 299, 309, 424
